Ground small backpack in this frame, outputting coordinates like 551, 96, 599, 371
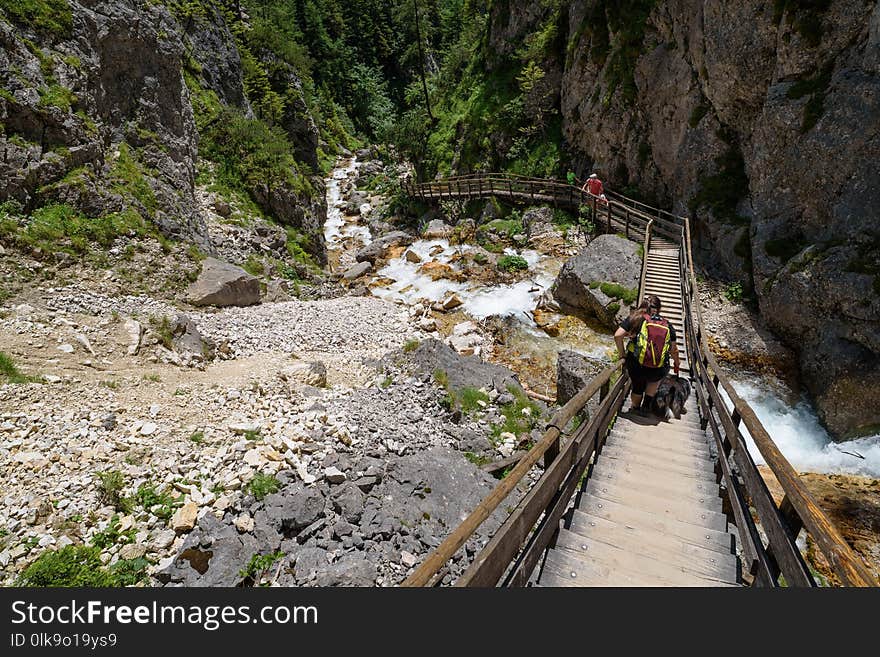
630, 314, 670, 368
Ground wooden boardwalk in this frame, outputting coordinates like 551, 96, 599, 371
401, 174, 878, 589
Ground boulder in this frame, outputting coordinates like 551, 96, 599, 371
187, 258, 260, 307
400, 338, 522, 395
556, 350, 605, 406
263, 485, 325, 532
423, 219, 451, 238
264, 279, 291, 303
551, 234, 641, 327
355, 231, 414, 265
279, 360, 328, 388
342, 261, 372, 280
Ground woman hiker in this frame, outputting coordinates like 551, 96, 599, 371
614, 294, 681, 415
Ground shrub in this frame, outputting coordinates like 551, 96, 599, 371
239, 551, 284, 584
108, 557, 149, 586
497, 255, 529, 272
133, 483, 180, 520
96, 470, 128, 511
90, 515, 135, 549
247, 473, 279, 501
16, 546, 116, 587
725, 282, 744, 302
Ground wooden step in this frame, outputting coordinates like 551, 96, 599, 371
595, 451, 718, 483
605, 432, 710, 459
576, 493, 733, 552
583, 480, 727, 530
599, 442, 716, 474
589, 462, 720, 500
562, 520, 738, 582
554, 529, 738, 585
540, 545, 733, 587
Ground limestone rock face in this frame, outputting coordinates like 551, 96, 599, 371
187, 258, 260, 307
491, 0, 879, 438
556, 350, 605, 407
551, 235, 641, 327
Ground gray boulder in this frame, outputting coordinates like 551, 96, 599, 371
551, 234, 642, 327
400, 338, 523, 395
169, 314, 214, 366
187, 258, 260, 307
355, 231, 414, 265
263, 485, 325, 532
343, 261, 372, 280
556, 350, 605, 406
313, 554, 378, 587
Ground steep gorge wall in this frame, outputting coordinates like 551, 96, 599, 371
495, 0, 880, 439
0, 0, 326, 259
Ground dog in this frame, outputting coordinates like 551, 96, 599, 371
652, 375, 691, 420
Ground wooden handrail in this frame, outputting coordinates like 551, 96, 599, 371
681, 220, 877, 587
402, 359, 624, 587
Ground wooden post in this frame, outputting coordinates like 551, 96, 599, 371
625, 207, 630, 239
606, 202, 612, 234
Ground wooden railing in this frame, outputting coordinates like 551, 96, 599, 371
401, 174, 878, 587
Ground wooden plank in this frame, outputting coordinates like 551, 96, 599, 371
584, 480, 728, 531
598, 444, 716, 474
541, 545, 733, 587
576, 493, 734, 552
555, 529, 738, 584
605, 432, 711, 459
589, 462, 720, 500
602, 433, 713, 464
595, 452, 718, 485
585, 472, 724, 515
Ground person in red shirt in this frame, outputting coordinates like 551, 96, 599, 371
583, 173, 604, 197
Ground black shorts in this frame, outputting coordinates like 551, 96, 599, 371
626, 354, 668, 395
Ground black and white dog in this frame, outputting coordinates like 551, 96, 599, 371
652, 375, 691, 420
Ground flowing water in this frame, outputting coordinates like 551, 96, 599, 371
725, 376, 880, 478
322, 160, 879, 477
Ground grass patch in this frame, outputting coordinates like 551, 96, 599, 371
458, 386, 490, 414
242, 255, 265, 277
38, 83, 76, 112
491, 385, 542, 440
132, 483, 180, 521
484, 217, 524, 239
189, 430, 205, 444
0, 0, 72, 38
402, 338, 421, 353
464, 452, 491, 467
143, 373, 161, 383
98, 379, 118, 390
497, 255, 529, 272
0, 351, 37, 384
247, 473, 279, 501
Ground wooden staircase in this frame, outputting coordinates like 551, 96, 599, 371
537, 393, 740, 586
642, 241, 688, 372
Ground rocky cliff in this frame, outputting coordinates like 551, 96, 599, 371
483, 0, 879, 440
0, 0, 327, 261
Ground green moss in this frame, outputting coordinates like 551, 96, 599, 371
787, 64, 832, 133
595, 282, 639, 304
774, 0, 831, 48
0, 0, 72, 38
38, 83, 76, 112
485, 217, 523, 238
403, 339, 421, 353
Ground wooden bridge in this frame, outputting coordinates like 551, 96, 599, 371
400, 173, 877, 587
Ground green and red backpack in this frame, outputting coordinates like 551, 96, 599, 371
628, 314, 671, 368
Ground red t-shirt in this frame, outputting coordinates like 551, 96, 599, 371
587, 178, 604, 196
